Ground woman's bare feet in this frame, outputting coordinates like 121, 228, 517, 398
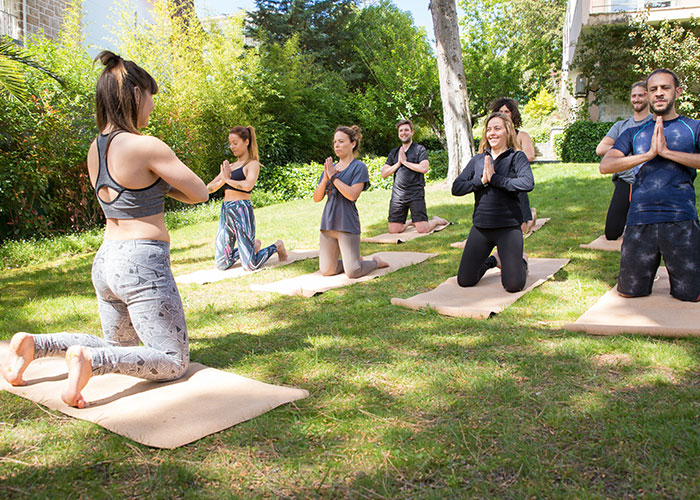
62, 346, 92, 409
432, 216, 449, 226
275, 240, 288, 261
3, 332, 35, 386
373, 256, 390, 269
254, 239, 262, 253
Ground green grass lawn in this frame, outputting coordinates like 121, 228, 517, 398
2, 162, 700, 498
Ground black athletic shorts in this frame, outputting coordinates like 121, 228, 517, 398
388, 196, 428, 224
618, 220, 700, 302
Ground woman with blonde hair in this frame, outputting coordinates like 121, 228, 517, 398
313, 125, 388, 277
207, 126, 286, 271
2, 51, 209, 407
452, 112, 534, 292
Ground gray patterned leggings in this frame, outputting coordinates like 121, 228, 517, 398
31, 239, 189, 381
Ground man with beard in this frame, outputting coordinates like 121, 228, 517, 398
596, 81, 653, 240
600, 69, 700, 301
382, 120, 447, 233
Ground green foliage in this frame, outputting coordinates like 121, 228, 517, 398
459, 0, 567, 117
632, 17, 700, 117
522, 88, 557, 119
351, 1, 443, 150
426, 150, 448, 181
559, 121, 613, 163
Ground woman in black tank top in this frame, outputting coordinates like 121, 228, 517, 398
206, 126, 287, 271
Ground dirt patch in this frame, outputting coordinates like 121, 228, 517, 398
592, 353, 632, 367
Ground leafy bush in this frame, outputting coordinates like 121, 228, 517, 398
522, 88, 557, 119
426, 150, 448, 181
559, 121, 613, 163
421, 137, 444, 151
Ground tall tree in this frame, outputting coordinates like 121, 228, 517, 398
245, 0, 364, 84
352, 1, 443, 149
430, 0, 473, 183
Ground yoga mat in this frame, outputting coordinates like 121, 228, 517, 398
579, 235, 623, 252
449, 218, 551, 249
0, 341, 308, 449
391, 257, 569, 318
250, 251, 436, 297
362, 222, 451, 244
175, 249, 319, 285
564, 267, 700, 337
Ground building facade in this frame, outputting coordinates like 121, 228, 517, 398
0, 0, 69, 42
561, 0, 700, 122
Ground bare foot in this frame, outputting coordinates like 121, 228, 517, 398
275, 240, 288, 261
254, 239, 261, 253
61, 346, 92, 409
373, 256, 390, 269
3, 332, 35, 386
432, 216, 449, 226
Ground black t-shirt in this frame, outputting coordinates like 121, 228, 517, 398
451, 149, 534, 228
386, 142, 428, 201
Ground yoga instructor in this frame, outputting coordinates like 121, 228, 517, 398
2, 51, 208, 407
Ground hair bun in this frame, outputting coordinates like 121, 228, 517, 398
95, 50, 122, 69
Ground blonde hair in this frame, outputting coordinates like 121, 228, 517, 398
229, 126, 258, 161
477, 113, 521, 154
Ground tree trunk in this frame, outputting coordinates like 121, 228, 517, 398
429, 0, 474, 184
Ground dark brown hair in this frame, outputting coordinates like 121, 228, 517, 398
631, 80, 647, 92
335, 125, 362, 155
229, 125, 259, 161
489, 97, 522, 129
647, 68, 680, 88
94, 50, 158, 134
396, 119, 413, 131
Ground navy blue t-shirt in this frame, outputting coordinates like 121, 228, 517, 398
612, 115, 700, 225
318, 159, 370, 234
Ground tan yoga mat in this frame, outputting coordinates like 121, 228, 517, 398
0, 341, 308, 448
564, 267, 700, 337
362, 222, 451, 244
391, 257, 569, 318
449, 218, 550, 249
250, 251, 436, 297
579, 235, 623, 252
175, 249, 319, 285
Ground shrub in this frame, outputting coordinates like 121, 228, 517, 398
559, 120, 613, 163
426, 150, 448, 181
522, 88, 557, 119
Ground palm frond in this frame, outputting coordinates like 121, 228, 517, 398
0, 56, 27, 102
0, 37, 65, 86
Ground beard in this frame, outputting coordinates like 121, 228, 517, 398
632, 102, 648, 113
651, 96, 675, 115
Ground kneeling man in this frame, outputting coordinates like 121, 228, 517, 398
600, 68, 700, 301
382, 119, 447, 233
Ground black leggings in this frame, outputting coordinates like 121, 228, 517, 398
605, 178, 631, 240
457, 225, 527, 293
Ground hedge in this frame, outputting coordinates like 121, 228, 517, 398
559, 120, 614, 163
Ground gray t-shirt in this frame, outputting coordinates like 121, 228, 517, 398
319, 159, 370, 234
605, 114, 653, 184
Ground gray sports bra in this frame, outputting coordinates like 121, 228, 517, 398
95, 131, 171, 219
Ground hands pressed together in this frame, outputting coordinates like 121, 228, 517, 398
648, 115, 669, 159
481, 154, 495, 185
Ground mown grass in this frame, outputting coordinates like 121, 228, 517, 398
2, 162, 700, 498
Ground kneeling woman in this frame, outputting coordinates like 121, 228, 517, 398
2, 51, 209, 407
452, 113, 534, 292
207, 126, 287, 271
313, 126, 388, 277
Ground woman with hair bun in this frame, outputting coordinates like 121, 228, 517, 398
206, 126, 287, 271
313, 125, 389, 278
2, 51, 209, 407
